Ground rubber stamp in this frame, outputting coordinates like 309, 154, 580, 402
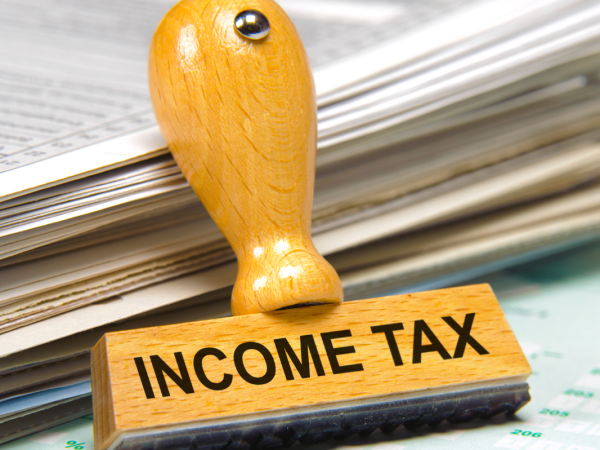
91, 1, 531, 449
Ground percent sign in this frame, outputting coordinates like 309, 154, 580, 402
65, 441, 85, 449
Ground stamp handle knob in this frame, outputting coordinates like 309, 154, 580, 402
149, 0, 343, 315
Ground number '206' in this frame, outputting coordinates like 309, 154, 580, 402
511, 430, 542, 437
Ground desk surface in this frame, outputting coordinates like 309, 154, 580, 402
4, 242, 600, 450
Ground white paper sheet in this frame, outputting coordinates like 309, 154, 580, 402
0, 0, 484, 201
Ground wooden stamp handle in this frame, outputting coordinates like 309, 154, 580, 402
149, 0, 343, 315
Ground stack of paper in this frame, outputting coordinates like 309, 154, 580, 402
2, 0, 600, 442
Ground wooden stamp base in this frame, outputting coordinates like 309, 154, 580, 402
107, 382, 530, 450
92, 284, 531, 450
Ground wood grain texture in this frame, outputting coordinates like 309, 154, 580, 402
91, 336, 116, 449
91, 284, 531, 450
148, 0, 342, 315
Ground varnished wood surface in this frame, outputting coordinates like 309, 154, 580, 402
148, 0, 342, 315
92, 284, 531, 450
91, 337, 116, 450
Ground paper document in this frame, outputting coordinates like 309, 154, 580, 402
0, 0, 484, 201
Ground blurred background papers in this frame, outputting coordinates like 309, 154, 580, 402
2, 0, 600, 443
